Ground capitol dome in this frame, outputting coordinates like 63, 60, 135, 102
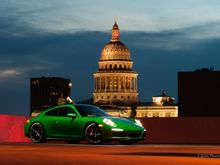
100, 22, 131, 61
100, 41, 131, 61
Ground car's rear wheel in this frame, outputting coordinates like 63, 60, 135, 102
84, 123, 102, 144
29, 122, 46, 143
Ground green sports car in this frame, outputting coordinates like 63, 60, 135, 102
24, 104, 146, 144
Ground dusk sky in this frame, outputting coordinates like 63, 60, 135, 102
1, 0, 220, 115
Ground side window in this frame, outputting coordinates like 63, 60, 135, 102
45, 109, 58, 116
58, 107, 75, 117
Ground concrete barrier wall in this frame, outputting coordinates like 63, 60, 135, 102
0, 114, 220, 144
139, 117, 220, 144
0, 114, 30, 142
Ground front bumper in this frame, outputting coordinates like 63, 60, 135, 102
111, 129, 146, 140
102, 127, 146, 141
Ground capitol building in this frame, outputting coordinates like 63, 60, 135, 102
93, 22, 178, 118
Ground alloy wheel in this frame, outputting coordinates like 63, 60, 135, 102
29, 122, 45, 143
84, 123, 102, 144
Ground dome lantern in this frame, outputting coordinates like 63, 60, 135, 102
111, 21, 120, 42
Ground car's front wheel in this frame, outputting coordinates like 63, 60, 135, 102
29, 122, 46, 143
84, 123, 102, 144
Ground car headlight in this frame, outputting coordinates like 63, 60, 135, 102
135, 119, 143, 127
103, 118, 116, 127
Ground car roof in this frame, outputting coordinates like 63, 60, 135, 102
40, 104, 96, 114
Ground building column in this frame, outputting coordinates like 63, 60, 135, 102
122, 76, 124, 91
118, 76, 121, 92
129, 77, 132, 92
104, 76, 107, 92
116, 76, 119, 92
124, 76, 126, 92
99, 77, 101, 92
132, 77, 134, 91
133, 77, 136, 91
110, 76, 113, 92
134, 78, 136, 91
96, 77, 98, 91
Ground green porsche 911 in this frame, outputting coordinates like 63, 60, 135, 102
24, 104, 146, 144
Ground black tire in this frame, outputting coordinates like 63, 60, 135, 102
84, 123, 102, 144
29, 122, 46, 143
119, 140, 138, 145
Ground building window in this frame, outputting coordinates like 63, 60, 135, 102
153, 113, 159, 118
165, 113, 171, 117
114, 96, 117, 99
32, 80, 39, 85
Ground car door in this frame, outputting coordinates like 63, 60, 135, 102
56, 106, 83, 138
44, 108, 60, 137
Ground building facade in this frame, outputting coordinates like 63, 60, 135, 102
93, 22, 138, 105
30, 77, 72, 116
136, 106, 178, 118
178, 68, 220, 117
136, 92, 178, 118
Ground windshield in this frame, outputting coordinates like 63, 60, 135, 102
74, 105, 109, 117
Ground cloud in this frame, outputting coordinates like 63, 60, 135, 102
122, 21, 220, 51
0, 65, 49, 82
0, 69, 23, 79
1, 0, 220, 35
183, 22, 220, 40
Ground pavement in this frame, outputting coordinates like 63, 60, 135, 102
0, 143, 220, 165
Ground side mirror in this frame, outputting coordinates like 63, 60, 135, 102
67, 113, 77, 118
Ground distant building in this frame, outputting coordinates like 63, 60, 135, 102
136, 92, 178, 118
93, 21, 138, 105
178, 68, 220, 117
30, 77, 72, 116
152, 91, 175, 106
102, 106, 134, 118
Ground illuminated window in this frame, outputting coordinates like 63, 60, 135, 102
32, 80, 39, 85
